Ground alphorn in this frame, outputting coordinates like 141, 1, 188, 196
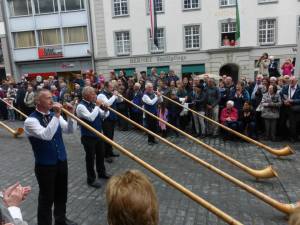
162, 94, 294, 157
61, 108, 243, 225
120, 95, 277, 180
106, 105, 300, 215
0, 98, 28, 119
0, 121, 24, 138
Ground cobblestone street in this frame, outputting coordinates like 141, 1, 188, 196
0, 121, 300, 225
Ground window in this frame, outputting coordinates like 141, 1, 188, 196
8, 0, 32, 16
220, 0, 236, 7
221, 21, 237, 46
61, 0, 85, 11
184, 25, 200, 50
34, 0, 58, 14
115, 31, 130, 55
258, 0, 278, 4
258, 19, 276, 45
63, 27, 88, 44
14, 31, 36, 48
113, 0, 129, 16
148, 28, 165, 53
38, 29, 61, 46
147, 0, 164, 13
183, 0, 200, 10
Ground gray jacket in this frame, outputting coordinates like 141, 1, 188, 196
261, 93, 282, 119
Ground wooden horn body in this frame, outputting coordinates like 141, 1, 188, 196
0, 98, 28, 119
61, 108, 243, 225
162, 95, 294, 157
111, 105, 299, 215
0, 121, 24, 137
120, 96, 277, 180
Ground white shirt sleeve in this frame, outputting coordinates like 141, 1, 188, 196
99, 108, 110, 119
59, 116, 76, 134
76, 104, 100, 122
8, 206, 23, 221
97, 94, 117, 106
142, 95, 158, 105
24, 117, 60, 141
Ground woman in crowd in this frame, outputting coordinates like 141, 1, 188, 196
220, 100, 239, 140
281, 58, 294, 76
229, 81, 250, 113
261, 84, 282, 141
256, 53, 270, 77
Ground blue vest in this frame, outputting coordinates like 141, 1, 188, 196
101, 91, 118, 121
143, 92, 158, 114
78, 100, 103, 138
28, 111, 67, 166
132, 91, 143, 113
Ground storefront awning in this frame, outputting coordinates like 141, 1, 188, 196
182, 64, 205, 74
114, 68, 136, 77
147, 66, 170, 76
26, 72, 57, 79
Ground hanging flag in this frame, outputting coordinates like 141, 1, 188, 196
149, 0, 158, 47
235, 0, 241, 45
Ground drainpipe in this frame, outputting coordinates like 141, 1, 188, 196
86, 0, 96, 73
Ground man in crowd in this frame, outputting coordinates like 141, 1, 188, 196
280, 76, 300, 142
24, 85, 35, 115
128, 83, 143, 125
97, 81, 121, 163
205, 78, 220, 137
76, 87, 111, 188
142, 82, 162, 145
24, 89, 77, 225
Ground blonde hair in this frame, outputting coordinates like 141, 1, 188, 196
289, 208, 300, 225
106, 170, 159, 225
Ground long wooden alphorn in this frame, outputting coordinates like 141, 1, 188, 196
0, 121, 24, 138
162, 94, 294, 157
120, 95, 277, 180
61, 108, 243, 225
108, 104, 299, 215
0, 98, 28, 119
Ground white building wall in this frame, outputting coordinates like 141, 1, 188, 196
102, 0, 300, 57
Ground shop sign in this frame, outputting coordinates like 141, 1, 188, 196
38, 47, 63, 59
130, 55, 187, 64
26, 72, 57, 79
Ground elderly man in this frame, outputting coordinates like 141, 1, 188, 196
280, 76, 300, 142
97, 81, 121, 162
129, 83, 143, 125
24, 85, 35, 115
76, 87, 111, 188
142, 82, 162, 145
220, 100, 239, 140
24, 89, 77, 225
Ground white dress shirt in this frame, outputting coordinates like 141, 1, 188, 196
24, 110, 76, 141
97, 92, 123, 106
76, 100, 109, 121
142, 94, 163, 105
8, 206, 23, 221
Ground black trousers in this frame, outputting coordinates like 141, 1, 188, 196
102, 119, 116, 157
81, 136, 106, 183
131, 112, 143, 126
35, 161, 68, 225
146, 114, 158, 143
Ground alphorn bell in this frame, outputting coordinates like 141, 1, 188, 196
120, 95, 277, 180
0, 121, 24, 138
105, 105, 300, 215
162, 95, 294, 157
61, 108, 243, 225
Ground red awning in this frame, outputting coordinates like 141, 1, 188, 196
26, 72, 57, 79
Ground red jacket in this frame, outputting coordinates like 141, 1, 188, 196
220, 107, 238, 124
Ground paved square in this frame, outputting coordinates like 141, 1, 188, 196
0, 121, 299, 225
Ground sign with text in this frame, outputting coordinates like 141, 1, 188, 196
130, 55, 187, 64
38, 47, 63, 59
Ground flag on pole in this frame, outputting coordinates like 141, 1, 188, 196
235, 0, 240, 45
149, 0, 158, 47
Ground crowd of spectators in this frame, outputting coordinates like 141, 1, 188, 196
1, 57, 299, 142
